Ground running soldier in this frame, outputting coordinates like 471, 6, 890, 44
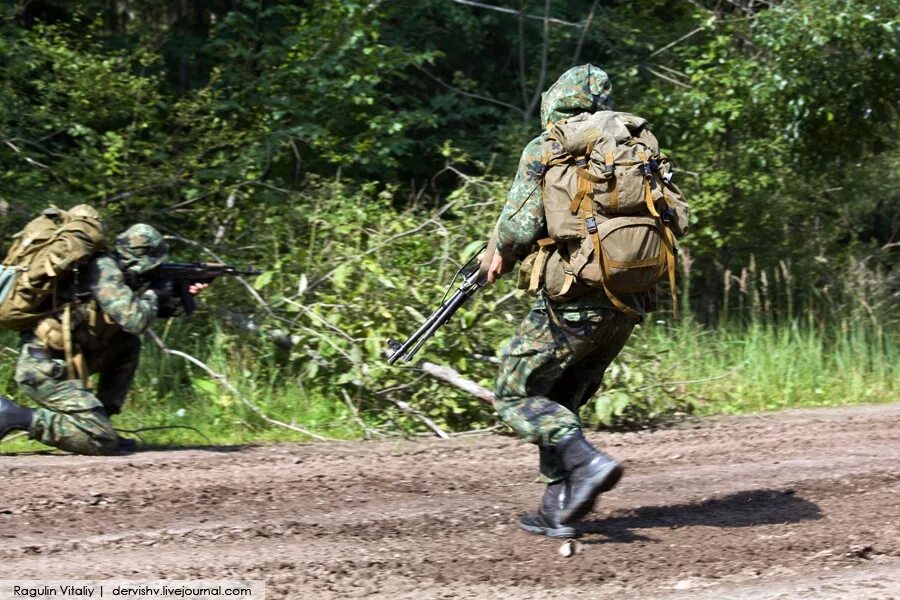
484, 65, 653, 538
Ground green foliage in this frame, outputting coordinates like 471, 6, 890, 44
0, 0, 897, 445
590, 333, 695, 430
643, 0, 899, 316
198, 172, 516, 435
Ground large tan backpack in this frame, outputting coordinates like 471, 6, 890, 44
534, 111, 690, 320
0, 204, 106, 331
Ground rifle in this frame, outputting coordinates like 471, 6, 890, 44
149, 262, 262, 316
386, 231, 497, 365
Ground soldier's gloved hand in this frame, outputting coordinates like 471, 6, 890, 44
148, 278, 176, 303
156, 302, 179, 319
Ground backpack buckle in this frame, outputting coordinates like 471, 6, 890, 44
585, 217, 598, 234
660, 206, 676, 224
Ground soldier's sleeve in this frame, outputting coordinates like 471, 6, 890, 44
494, 136, 546, 261
89, 255, 159, 334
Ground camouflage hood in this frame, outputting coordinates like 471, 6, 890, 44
114, 224, 168, 275
540, 64, 612, 128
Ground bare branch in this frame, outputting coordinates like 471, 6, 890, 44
572, 0, 600, 65
307, 200, 457, 291
448, 0, 582, 28
420, 361, 495, 405
524, 0, 551, 122
652, 63, 691, 79
413, 424, 503, 437
385, 396, 451, 439
340, 389, 380, 440
649, 27, 704, 57
415, 66, 525, 115
145, 329, 335, 441
4, 140, 50, 169
644, 66, 693, 89
517, 0, 528, 111
636, 366, 742, 392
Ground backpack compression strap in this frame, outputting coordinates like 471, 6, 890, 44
638, 151, 679, 318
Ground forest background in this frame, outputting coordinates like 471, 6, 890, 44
0, 0, 897, 447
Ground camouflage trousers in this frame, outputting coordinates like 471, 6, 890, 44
493, 304, 634, 482
15, 332, 141, 455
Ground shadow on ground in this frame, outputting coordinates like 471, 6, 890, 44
580, 489, 822, 543
124, 443, 250, 454
1, 443, 249, 456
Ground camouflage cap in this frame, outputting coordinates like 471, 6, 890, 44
114, 224, 168, 275
540, 64, 613, 128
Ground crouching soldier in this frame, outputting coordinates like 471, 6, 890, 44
0, 223, 204, 454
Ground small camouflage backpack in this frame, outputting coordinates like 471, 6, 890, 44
536, 110, 690, 319
0, 204, 106, 331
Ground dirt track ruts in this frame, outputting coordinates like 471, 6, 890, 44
2, 403, 899, 599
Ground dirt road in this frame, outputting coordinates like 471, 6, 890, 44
1, 403, 899, 599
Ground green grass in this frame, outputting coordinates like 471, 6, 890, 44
642, 316, 897, 415
2, 308, 897, 453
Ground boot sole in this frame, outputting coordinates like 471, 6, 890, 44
518, 519, 577, 539
559, 461, 623, 524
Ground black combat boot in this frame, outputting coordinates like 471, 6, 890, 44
518, 479, 577, 539
556, 430, 622, 524
115, 437, 138, 452
0, 396, 35, 440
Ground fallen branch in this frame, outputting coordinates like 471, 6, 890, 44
420, 362, 495, 405
145, 329, 334, 442
385, 396, 450, 439
340, 389, 381, 440
413, 424, 504, 438
636, 366, 742, 392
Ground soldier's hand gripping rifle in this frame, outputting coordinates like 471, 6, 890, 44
149, 262, 262, 316
386, 232, 497, 365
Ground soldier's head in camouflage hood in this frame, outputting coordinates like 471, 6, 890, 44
540, 64, 612, 128
114, 224, 168, 275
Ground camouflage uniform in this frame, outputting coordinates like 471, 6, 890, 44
15, 225, 167, 455
492, 65, 642, 482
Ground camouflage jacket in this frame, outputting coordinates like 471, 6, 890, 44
71, 254, 159, 350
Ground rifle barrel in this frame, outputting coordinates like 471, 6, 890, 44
399, 289, 469, 363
